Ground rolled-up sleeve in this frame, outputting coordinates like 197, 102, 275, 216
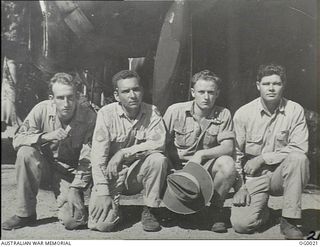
163, 105, 182, 164
163, 105, 175, 140
217, 108, 235, 143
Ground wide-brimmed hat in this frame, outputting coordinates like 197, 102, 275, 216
162, 162, 214, 215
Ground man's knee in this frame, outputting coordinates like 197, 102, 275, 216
213, 155, 236, 177
59, 203, 88, 230
144, 153, 169, 171
16, 146, 39, 161
231, 207, 268, 233
287, 152, 308, 162
231, 214, 258, 233
285, 152, 309, 171
88, 209, 119, 232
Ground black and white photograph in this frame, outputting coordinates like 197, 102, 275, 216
1, 0, 319, 242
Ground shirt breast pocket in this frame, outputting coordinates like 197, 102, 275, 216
245, 134, 263, 156
203, 127, 219, 148
174, 126, 194, 148
275, 130, 289, 150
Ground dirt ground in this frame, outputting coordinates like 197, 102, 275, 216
1, 164, 320, 240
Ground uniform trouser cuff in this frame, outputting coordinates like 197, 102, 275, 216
16, 196, 37, 217
282, 208, 301, 219
144, 196, 162, 208
17, 210, 36, 218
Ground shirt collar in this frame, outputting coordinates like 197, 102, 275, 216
186, 101, 221, 121
258, 97, 286, 115
184, 101, 194, 115
116, 102, 146, 118
48, 101, 56, 117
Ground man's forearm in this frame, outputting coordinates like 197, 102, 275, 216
39, 132, 54, 144
197, 143, 233, 160
13, 132, 43, 150
121, 140, 164, 161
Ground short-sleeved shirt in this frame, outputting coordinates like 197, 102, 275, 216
13, 99, 97, 189
163, 101, 235, 166
233, 97, 309, 177
91, 102, 166, 195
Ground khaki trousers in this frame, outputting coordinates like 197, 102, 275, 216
231, 152, 310, 233
15, 146, 87, 229
88, 152, 169, 231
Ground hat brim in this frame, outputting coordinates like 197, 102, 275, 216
162, 161, 214, 214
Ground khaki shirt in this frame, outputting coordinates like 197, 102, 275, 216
13, 100, 97, 189
233, 97, 309, 177
163, 101, 235, 166
91, 102, 166, 195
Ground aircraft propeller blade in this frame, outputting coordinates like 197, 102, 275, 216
153, 0, 188, 114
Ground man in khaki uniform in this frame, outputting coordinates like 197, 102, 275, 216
163, 70, 237, 233
89, 70, 169, 232
231, 63, 309, 239
2, 73, 96, 230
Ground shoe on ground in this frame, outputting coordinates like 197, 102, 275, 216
209, 205, 227, 233
141, 206, 161, 232
2, 214, 37, 230
280, 217, 303, 239
211, 221, 227, 233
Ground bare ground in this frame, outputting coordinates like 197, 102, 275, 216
1, 164, 320, 240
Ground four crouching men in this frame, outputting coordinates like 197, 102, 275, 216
2, 66, 310, 239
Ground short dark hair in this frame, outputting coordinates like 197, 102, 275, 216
257, 63, 286, 83
112, 70, 141, 90
191, 69, 222, 89
49, 72, 78, 95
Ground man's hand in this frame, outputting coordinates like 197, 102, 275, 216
67, 187, 85, 218
41, 128, 70, 142
244, 156, 264, 176
189, 151, 204, 164
90, 195, 114, 223
233, 186, 251, 207
106, 151, 125, 180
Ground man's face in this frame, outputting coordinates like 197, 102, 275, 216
256, 74, 284, 105
191, 79, 220, 111
51, 83, 77, 121
114, 77, 143, 112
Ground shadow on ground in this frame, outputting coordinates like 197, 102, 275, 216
106, 206, 320, 236
113, 206, 230, 232
114, 206, 143, 231
301, 209, 320, 237
32, 217, 59, 227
